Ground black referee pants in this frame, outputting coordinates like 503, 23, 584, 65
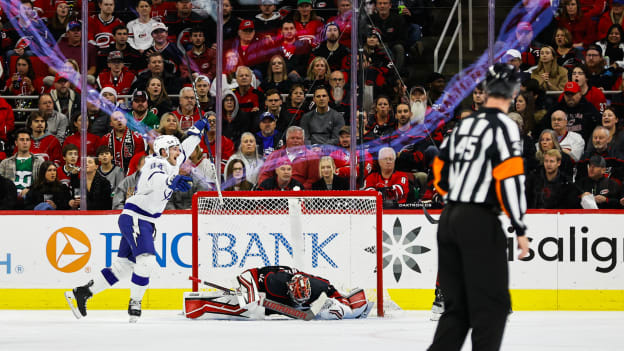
428, 203, 511, 351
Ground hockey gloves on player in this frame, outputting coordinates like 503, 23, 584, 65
287, 274, 311, 304
186, 118, 211, 137
167, 175, 193, 192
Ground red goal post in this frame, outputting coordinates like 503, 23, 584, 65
192, 191, 384, 317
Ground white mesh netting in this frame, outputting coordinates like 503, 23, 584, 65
193, 192, 389, 316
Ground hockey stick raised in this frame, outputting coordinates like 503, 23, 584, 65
189, 276, 315, 321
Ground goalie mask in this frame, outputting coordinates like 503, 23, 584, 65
153, 135, 180, 158
287, 274, 311, 304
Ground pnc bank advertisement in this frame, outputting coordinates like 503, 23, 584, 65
0, 212, 623, 310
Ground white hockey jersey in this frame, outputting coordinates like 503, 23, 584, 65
122, 133, 201, 222
127, 19, 157, 51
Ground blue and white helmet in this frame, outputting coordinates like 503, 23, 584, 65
153, 135, 180, 158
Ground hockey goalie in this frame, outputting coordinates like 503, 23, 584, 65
184, 266, 375, 320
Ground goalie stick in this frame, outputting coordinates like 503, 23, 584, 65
188, 276, 315, 321
421, 202, 440, 224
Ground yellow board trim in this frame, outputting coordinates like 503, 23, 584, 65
2, 289, 624, 310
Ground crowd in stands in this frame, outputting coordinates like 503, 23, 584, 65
0, 0, 623, 211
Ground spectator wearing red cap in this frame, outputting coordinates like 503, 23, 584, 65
223, 19, 267, 74
556, 0, 596, 47
539, 81, 601, 141
558, 65, 606, 114
97, 51, 136, 96
50, 73, 80, 121
55, 21, 97, 76
598, 0, 624, 40
530, 45, 569, 91
255, 156, 304, 191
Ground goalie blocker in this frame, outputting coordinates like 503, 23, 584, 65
184, 266, 374, 320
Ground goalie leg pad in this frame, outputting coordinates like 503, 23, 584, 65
236, 270, 260, 305
183, 292, 264, 320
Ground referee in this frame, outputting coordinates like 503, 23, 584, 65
428, 63, 530, 351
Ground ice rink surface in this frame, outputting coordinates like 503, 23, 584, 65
1, 310, 623, 351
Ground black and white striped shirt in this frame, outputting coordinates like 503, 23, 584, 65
433, 107, 527, 235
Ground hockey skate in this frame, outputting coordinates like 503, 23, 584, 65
65, 280, 94, 319
430, 289, 445, 321
128, 299, 142, 323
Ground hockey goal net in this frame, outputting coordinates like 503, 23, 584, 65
192, 191, 385, 317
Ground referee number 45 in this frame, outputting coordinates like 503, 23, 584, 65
455, 136, 480, 160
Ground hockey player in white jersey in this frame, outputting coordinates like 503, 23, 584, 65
65, 118, 210, 323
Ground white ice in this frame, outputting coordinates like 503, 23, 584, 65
1, 310, 622, 351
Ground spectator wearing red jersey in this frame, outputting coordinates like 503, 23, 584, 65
597, 0, 624, 41
269, 20, 312, 80
5, 56, 42, 98
63, 113, 100, 159
0, 97, 15, 159
186, 27, 217, 80
234, 66, 265, 113
97, 51, 136, 96
327, 0, 353, 48
26, 111, 62, 166
579, 0, 606, 20
364, 147, 410, 207
88, 0, 125, 70
150, 0, 176, 22
163, 0, 214, 53
224, 19, 268, 74
329, 125, 374, 178
173, 87, 202, 132
56, 143, 80, 189
258, 126, 320, 189
99, 111, 146, 172
556, 0, 595, 48
560, 65, 607, 114
293, 0, 324, 48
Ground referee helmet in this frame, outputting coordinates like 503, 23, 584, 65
485, 63, 521, 99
